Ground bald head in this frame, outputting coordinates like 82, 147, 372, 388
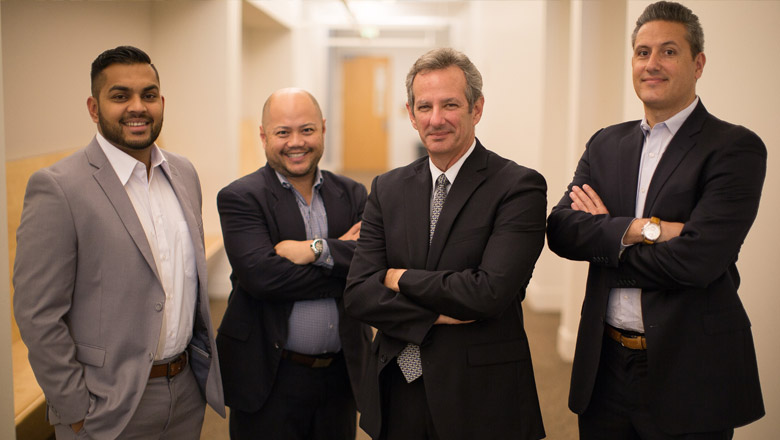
261, 88, 323, 130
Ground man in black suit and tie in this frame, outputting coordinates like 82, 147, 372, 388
547, 2, 765, 438
216, 88, 371, 439
344, 48, 547, 440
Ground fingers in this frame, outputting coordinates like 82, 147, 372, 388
569, 185, 609, 215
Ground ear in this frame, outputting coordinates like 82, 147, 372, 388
321, 118, 327, 136
259, 125, 268, 148
694, 52, 706, 80
406, 102, 418, 130
471, 96, 485, 125
87, 96, 99, 123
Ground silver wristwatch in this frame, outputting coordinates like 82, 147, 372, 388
310, 238, 324, 261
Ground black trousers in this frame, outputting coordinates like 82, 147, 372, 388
379, 360, 440, 440
579, 334, 734, 440
229, 353, 356, 440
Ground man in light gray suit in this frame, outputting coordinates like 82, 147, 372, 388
13, 46, 224, 439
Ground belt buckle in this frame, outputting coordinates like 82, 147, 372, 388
167, 353, 186, 378
311, 358, 333, 368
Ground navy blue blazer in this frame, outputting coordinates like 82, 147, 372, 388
547, 101, 765, 434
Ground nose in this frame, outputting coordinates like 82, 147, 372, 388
127, 94, 146, 113
288, 131, 305, 146
430, 105, 445, 126
645, 51, 661, 71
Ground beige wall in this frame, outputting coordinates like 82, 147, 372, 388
0, 8, 17, 440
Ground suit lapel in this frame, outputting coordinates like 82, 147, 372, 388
320, 172, 350, 237
425, 142, 488, 270
617, 128, 644, 217
404, 160, 432, 270
165, 160, 207, 286
263, 166, 307, 240
86, 139, 161, 282
643, 102, 706, 217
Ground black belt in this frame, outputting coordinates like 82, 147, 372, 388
281, 349, 338, 368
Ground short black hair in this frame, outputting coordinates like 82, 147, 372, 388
90, 46, 159, 97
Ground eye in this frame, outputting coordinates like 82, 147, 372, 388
143, 93, 158, 100
275, 130, 289, 137
302, 127, 315, 134
636, 49, 649, 57
664, 49, 676, 56
111, 94, 127, 101
416, 104, 431, 112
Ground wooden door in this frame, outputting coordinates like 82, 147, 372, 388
342, 56, 389, 173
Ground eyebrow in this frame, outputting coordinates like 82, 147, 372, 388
107, 84, 159, 93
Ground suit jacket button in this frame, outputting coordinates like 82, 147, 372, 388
380, 355, 387, 363
154, 302, 163, 312
274, 342, 280, 349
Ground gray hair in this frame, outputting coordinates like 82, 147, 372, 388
632, 1, 704, 58
405, 48, 483, 113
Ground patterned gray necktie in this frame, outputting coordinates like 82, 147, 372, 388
397, 173, 449, 383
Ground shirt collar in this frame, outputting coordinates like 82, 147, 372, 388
640, 96, 699, 136
95, 132, 169, 185
275, 168, 324, 192
429, 139, 476, 187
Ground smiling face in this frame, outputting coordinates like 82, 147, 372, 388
407, 65, 483, 172
260, 90, 325, 186
632, 20, 705, 126
87, 63, 164, 158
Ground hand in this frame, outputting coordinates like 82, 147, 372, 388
274, 240, 316, 265
570, 184, 609, 215
383, 268, 406, 292
339, 221, 361, 241
435, 315, 475, 325
71, 420, 84, 433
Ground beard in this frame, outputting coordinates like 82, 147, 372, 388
98, 111, 163, 151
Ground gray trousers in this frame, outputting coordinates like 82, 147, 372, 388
54, 363, 206, 440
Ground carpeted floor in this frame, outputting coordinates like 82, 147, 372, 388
201, 299, 578, 440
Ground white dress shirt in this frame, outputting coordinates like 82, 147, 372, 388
606, 98, 699, 333
96, 133, 198, 359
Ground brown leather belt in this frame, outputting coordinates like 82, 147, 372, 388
281, 349, 336, 368
606, 326, 647, 350
149, 352, 187, 379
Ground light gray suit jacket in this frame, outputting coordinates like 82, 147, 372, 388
13, 138, 225, 439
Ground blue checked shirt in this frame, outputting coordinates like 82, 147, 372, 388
276, 170, 341, 355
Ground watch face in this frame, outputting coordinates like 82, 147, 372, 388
643, 223, 661, 241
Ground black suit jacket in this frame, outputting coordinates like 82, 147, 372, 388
345, 141, 547, 440
547, 101, 765, 434
216, 165, 372, 413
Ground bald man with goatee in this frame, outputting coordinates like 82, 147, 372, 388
216, 88, 371, 439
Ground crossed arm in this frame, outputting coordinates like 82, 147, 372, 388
569, 183, 683, 244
